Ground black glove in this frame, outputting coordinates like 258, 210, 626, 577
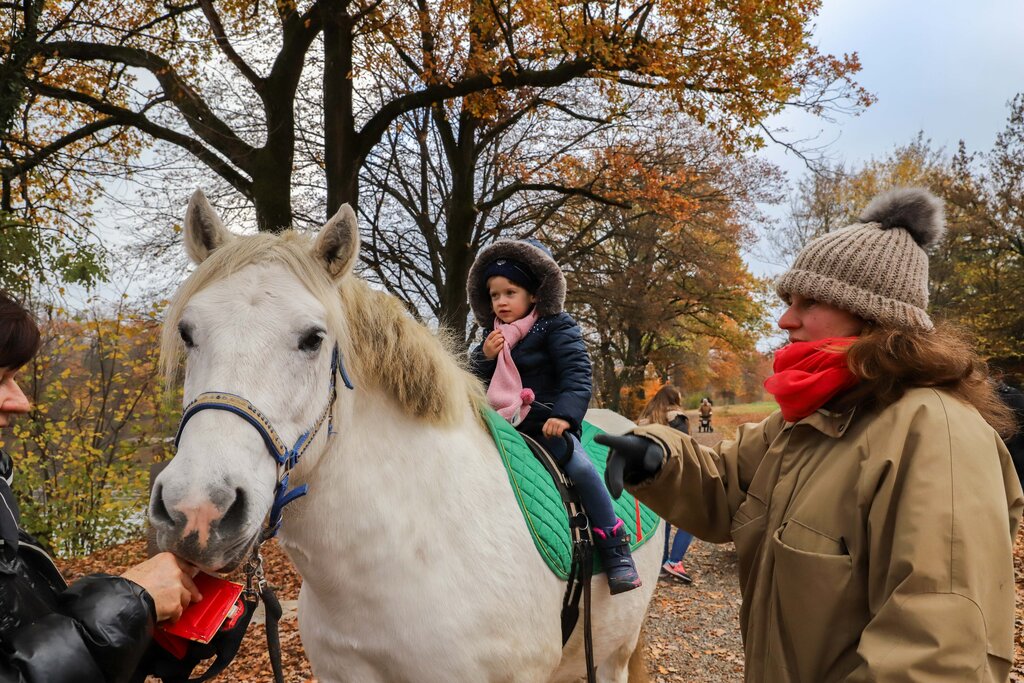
594, 433, 665, 499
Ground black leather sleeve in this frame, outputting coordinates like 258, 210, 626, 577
0, 575, 155, 683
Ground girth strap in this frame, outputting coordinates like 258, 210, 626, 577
519, 433, 597, 683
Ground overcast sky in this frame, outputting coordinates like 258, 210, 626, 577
751, 0, 1024, 277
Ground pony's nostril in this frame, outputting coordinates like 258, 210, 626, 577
150, 483, 175, 528
219, 487, 247, 534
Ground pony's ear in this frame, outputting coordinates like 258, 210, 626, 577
314, 203, 360, 279
183, 190, 234, 264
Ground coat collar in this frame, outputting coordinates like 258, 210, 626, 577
786, 405, 857, 438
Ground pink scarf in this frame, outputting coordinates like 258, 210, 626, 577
487, 310, 538, 426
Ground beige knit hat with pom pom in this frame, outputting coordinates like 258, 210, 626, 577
775, 187, 946, 331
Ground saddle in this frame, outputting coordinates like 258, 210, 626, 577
481, 408, 659, 579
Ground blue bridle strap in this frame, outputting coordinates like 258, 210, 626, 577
173, 344, 354, 538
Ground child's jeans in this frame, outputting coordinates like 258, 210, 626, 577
533, 432, 617, 531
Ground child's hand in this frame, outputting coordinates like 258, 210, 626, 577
542, 418, 570, 438
483, 330, 505, 359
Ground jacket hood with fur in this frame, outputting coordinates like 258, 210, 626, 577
467, 239, 566, 327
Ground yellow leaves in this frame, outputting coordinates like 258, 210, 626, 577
1, 301, 181, 556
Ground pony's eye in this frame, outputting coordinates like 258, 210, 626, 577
178, 323, 195, 349
299, 330, 324, 353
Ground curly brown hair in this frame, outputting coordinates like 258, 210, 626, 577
841, 323, 1016, 438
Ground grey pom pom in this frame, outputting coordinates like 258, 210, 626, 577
858, 187, 946, 248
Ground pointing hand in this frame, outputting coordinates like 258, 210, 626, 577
594, 433, 665, 499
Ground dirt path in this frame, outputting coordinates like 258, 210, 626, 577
644, 539, 744, 681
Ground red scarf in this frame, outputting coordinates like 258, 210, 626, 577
764, 337, 859, 422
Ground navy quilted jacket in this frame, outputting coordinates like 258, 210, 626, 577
470, 312, 592, 436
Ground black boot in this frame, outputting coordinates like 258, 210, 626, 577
593, 519, 642, 595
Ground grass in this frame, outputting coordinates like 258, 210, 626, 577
714, 400, 778, 415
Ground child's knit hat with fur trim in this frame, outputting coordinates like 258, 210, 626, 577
775, 187, 946, 331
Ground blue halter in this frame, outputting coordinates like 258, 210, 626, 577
174, 344, 354, 539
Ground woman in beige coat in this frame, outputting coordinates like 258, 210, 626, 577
598, 188, 1023, 682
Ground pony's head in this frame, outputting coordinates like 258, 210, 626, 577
150, 191, 479, 571
148, 191, 361, 570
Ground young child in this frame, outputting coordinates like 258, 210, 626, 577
467, 239, 641, 594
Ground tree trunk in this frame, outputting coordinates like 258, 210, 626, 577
323, 6, 360, 217
617, 326, 648, 415
596, 339, 622, 411
251, 154, 295, 232
0, 0, 43, 135
438, 109, 479, 343
253, 29, 303, 232
435, 0, 498, 342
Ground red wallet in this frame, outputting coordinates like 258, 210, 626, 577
158, 572, 245, 644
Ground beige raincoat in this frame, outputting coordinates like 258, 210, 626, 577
630, 387, 1023, 682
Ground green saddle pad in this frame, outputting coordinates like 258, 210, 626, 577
482, 408, 660, 580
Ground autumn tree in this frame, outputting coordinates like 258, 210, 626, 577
0, 297, 177, 555
764, 134, 948, 266
932, 98, 1024, 365
0, 0, 108, 294
361, 83, 639, 335
349, 0, 868, 333
555, 126, 774, 411
4, 1, 867, 280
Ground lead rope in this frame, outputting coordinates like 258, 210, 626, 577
569, 514, 596, 683
243, 545, 285, 683
520, 431, 597, 683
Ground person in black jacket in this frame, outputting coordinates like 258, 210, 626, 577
997, 381, 1024, 489
468, 239, 641, 594
0, 290, 202, 682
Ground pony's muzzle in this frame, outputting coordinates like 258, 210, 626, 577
150, 482, 249, 553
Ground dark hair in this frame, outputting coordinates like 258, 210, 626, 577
0, 291, 40, 369
638, 385, 683, 426
842, 322, 1016, 438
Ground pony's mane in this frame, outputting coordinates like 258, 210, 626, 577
161, 230, 484, 426
338, 278, 485, 424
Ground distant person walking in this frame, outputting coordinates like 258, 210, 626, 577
598, 188, 1023, 682
637, 385, 694, 584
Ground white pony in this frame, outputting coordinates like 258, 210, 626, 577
149, 191, 662, 683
